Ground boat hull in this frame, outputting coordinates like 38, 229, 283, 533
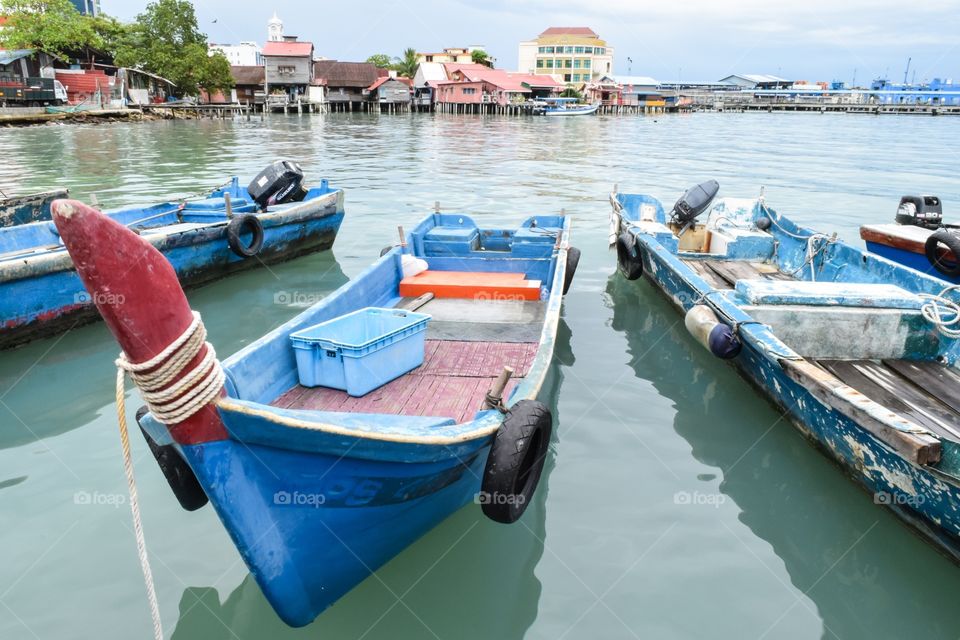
177, 434, 488, 626
631, 232, 960, 559
0, 189, 68, 227
861, 223, 960, 284
543, 103, 599, 116
0, 191, 344, 349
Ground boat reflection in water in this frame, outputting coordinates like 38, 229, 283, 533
606, 274, 960, 639
169, 320, 573, 638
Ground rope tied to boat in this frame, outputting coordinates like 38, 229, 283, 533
113, 311, 225, 640
920, 284, 960, 339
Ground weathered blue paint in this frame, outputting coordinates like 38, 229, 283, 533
0, 178, 344, 349
612, 190, 960, 560
0, 189, 68, 227
139, 212, 571, 627
735, 280, 921, 309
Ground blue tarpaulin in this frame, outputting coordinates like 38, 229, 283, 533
0, 49, 34, 66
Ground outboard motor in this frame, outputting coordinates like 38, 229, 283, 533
247, 160, 307, 209
895, 195, 942, 229
671, 180, 720, 236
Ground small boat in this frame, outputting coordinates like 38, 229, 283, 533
541, 97, 600, 116
0, 188, 68, 226
0, 161, 343, 349
611, 181, 960, 560
52, 199, 578, 629
860, 195, 960, 282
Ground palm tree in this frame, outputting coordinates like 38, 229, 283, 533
393, 48, 418, 78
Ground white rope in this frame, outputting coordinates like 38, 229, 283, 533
113, 311, 225, 640
920, 284, 960, 339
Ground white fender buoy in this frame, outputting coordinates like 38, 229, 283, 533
684, 304, 742, 359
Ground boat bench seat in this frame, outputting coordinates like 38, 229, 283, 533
399, 270, 541, 301
184, 196, 251, 211
735, 280, 921, 309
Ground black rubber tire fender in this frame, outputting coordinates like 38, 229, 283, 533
136, 406, 208, 511
924, 230, 960, 278
226, 214, 264, 258
562, 246, 581, 295
616, 231, 644, 280
480, 399, 552, 524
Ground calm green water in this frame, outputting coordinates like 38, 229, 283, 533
1, 113, 959, 639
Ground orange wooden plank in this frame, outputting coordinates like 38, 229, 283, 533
399, 270, 541, 301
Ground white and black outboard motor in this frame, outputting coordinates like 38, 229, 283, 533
247, 160, 307, 209
896, 195, 942, 229
671, 180, 720, 236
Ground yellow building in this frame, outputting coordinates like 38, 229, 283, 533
517, 27, 614, 84
415, 47, 490, 65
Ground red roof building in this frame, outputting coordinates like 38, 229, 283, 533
539, 27, 598, 37
262, 41, 314, 57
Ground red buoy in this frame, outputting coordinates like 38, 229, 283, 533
52, 199, 227, 444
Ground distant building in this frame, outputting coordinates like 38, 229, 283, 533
434, 63, 563, 107
366, 76, 412, 106
718, 74, 790, 89
231, 65, 265, 105
313, 60, 380, 109
517, 27, 613, 84
263, 38, 314, 102
69, 0, 100, 15
415, 47, 492, 66
208, 42, 263, 67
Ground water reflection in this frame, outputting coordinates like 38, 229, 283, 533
170, 319, 573, 638
0, 250, 348, 449
605, 273, 960, 638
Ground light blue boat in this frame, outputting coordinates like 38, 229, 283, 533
55, 201, 578, 627
540, 97, 600, 116
611, 182, 960, 560
0, 188, 68, 226
0, 162, 343, 349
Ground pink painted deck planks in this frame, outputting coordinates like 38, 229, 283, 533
273, 340, 538, 423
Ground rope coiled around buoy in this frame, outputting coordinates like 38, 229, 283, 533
113, 311, 225, 640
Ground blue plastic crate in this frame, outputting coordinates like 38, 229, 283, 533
290, 307, 431, 396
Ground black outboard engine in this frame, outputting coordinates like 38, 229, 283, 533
895, 195, 942, 229
247, 160, 307, 209
671, 180, 720, 235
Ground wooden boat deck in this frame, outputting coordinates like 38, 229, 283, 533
273, 297, 545, 423
817, 359, 960, 442
273, 339, 538, 423
682, 259, 795, 288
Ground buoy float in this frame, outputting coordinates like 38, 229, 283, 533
684, 304, 741, 359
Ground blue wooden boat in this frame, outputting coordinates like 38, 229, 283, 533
0, 188, 68, 226
540, 97, 600, 116
861, 195, 960, 283
52, 199, 578, 628
0, 161, 343, 349
611, 182, 960, 560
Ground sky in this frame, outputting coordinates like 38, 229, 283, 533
107, 0, 960, 83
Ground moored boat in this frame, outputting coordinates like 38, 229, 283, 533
540, 97, 600, 116
611, 182, 960, 560
52, 199, 578, 629
0, 188, 68, 226
860, 195, 960, 282
0, 161, 344, 349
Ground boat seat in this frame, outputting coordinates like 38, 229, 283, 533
184, 196, 250, 211
399, 270, 541, 301
735, 280, 921, 309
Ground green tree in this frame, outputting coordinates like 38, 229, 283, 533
392, 47, 418, 78
560, 87, 583, 101
114, 0, 233, 96
470, 49, 490, 66
366, 53, 392, 69
0, 0, 98, 58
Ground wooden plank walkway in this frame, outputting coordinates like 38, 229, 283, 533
273, 340, 538, 423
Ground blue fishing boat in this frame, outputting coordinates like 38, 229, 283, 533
52, 198, 578, 630
0, 161, 343, 349
611, 182, 960, 560
0, 188, 68, 226
861, 195, 960, 283
539, 97, 600, 116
